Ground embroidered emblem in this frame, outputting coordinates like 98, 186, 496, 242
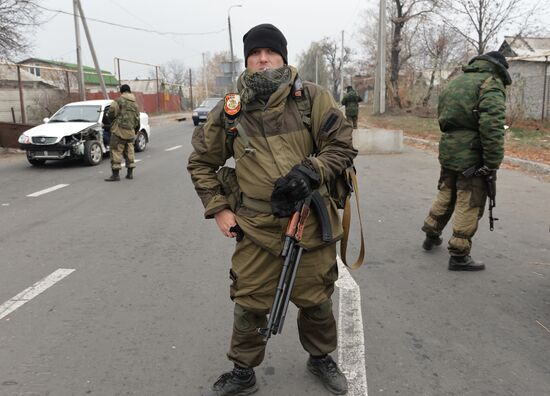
224, 93, 241, 118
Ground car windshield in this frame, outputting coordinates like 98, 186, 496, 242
199, 99, 221, 109
49, 105, 101, 123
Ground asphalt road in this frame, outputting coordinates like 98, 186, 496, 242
0, 120, 548, 396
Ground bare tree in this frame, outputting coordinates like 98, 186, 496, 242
420, 24, 468, 107
319, 37, 352, 99
389, 0, 437, 108
438, 0, 545, 54
296, 41, 330, 88
0, 0, 40, 59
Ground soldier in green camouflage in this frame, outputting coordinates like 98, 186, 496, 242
341, 86, 362, 129
105, 84, 140, 181
188, 24, 356, 395
421, 51, 512, 271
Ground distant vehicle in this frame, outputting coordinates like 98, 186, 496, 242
192, 97, 223, 126
18, 100, 151, 167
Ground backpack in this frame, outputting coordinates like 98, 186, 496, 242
223, 80, 365, 269
116, 97, 140, 131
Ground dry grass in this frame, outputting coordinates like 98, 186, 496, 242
358, 106, 550, 165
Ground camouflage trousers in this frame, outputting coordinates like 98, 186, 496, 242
422, 167, 487, 256
346, 115, 358, 129
109, 133, 135, 170
227, 236, 338, 368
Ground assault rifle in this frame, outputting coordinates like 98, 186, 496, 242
258, 191, 332, 342
462, 165, 498, 231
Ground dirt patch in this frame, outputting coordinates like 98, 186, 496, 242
359, 107, 550, 166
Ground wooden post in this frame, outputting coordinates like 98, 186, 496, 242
16, 65, 26, 124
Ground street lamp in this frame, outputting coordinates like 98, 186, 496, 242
228, 4, 242, 91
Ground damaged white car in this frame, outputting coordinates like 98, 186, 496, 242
18, 100, 151, 166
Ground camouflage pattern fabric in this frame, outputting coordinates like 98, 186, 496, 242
437, 58, 510, 171
108, 92, 140, 140
109, 134, 135, 170
422, 168, 487, 256
341, 89, 362, 117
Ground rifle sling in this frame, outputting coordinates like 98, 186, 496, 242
340, 168, 365, 269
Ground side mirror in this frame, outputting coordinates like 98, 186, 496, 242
43, 117, 50, 123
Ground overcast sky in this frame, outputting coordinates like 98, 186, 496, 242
28, 0, 550, 79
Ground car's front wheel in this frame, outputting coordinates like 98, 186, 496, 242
134, 130, 147, 152
26, 152, 46, 167
84, 140, 102, 166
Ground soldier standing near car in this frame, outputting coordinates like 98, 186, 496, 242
187, 23, 357, 395
421, 51, 512, 271
105, 84, 140, 181
341, 85, 362, 129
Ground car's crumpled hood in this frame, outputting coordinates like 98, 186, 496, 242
22, 122, 98, 138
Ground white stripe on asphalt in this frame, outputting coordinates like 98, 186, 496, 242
336, 257, 368, 396
120, 159, 142, 167
0, 268, 75, 320
27, 184, 69, 197
165, 145, 182, 151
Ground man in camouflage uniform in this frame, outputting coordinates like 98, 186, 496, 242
341, 85, 362, 129
188, 24, 357, 395
105, 84, 140, 181
421, 51, 512, 271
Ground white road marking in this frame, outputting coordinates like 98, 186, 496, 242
27, 184, 69, 197
165, 145, 182, 151
0, 268, 75, 320
120, 159, 142, 167
336, 257, 368, 396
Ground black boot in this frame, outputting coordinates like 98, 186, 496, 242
422, 234, 442, 251
448, 255, 485, 271
307, 355, 348, 395
205, 366, 258, 396
104, 169, 120, 182
126, 168, 134, 180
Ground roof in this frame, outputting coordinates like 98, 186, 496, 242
0, 61, 57, 87
499, 36, 550, 62
17, 58, 119, 86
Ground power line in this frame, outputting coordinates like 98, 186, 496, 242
35, 4, 227, 37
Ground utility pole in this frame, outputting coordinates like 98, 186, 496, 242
75, 0, 108, 99
542, 55, 548, 122
228, 5, 242, 91
374, 0, 386, 114
189, 68, 194, 109
340, 30, 345, 101
155, 66, 160, 113
202, 52, 208, 96
73, 0, 85, 100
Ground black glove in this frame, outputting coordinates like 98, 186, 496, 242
271, 165, 320, 217
474, 165, 497, 177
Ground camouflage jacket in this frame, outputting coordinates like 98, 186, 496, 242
341, 89, 362, 117
108, 92, 140, 140
438, 57, 511, 171
187, 66, 357, 255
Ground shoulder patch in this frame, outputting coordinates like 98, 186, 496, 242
224, 93, 241, 119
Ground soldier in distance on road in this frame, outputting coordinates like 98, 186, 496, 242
104, 84, 140, 182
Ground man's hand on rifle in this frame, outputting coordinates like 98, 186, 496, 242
214, 208, 239, 238
271, 165, 320, 217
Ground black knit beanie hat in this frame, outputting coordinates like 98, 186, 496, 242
484, 51, 509, 69
243, 23, 288, 66
120, 84, 131, 93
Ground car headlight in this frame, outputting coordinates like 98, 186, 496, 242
192, 111, 198, 117
18, 134, 31, 144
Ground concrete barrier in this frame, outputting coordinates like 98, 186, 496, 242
353, 128, 403, 154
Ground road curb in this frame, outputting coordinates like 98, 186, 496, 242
404, 136, 550, 176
